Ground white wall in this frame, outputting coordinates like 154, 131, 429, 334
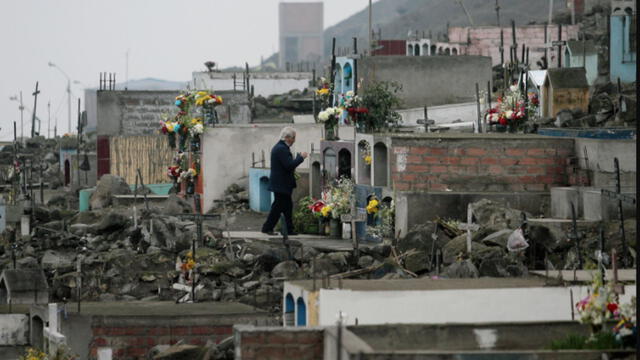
0, 314, 29, 345
202, 124, 323, 213
312, 285, 636, 326
398, 102, 478, 127
574, 138, 636, 173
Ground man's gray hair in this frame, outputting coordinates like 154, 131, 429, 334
280, 126, 297, 140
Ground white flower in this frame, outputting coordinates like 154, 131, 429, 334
327, 107, 335, 116
509, 85, 518, 92
505, 110, 514, 119
189, 124, 204, 136
318, 111, 329, 122
345, 90, 354, 98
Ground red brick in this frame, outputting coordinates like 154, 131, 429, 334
423, 156, 441, 164
500, 158, 518, 166
430, 165, 447, 173
148, 327, 169, 336
460, 157, 479, 165
92, 327, 105, 336
526, 148, 547, 157
427, 148, 447, 156
411, 147, 429, 155
480, 157, 499, 165
190, 326, 215, 335
124, 326, 146, 336
546, 166, 565, 175
406, 155, 423, 164
509, 184, 526, 192
465, 148, 487, 156
413, 182, 430, 190
430, 183, 449, 191
526, 167, 545, 175
518, 157, 538, 165
261, 346, 286, 357
518, 176, 536, 184
92, 337, 108, 347
536, 175, 554, 184
442, 157, 460, 165
269, 333, 296, 344
127, 347, 147, 357
506, 148, 525, 156
214, 327, 232, 335
104, 327, 126, 336
395, 182, 410, 191
488, 166, 503, 175
402, 174, 418, 181
189, 338, 206, 346
406, 164, 429, 172
448, 165, 470, 174
171, 327, 189, 336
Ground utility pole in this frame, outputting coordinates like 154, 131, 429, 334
495, 0, 501, 26
31, 82, 40, 138
548, 0, 554, 25
19, 92, 24, 143
368, 0, 373, 55
47, 101, 51, 139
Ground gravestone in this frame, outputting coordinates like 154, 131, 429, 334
0, 269, 49, 305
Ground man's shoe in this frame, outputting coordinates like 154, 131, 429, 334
261, 230, 277, 236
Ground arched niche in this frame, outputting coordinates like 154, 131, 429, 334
452, 48, 458, 55
64, 159, 71, 186
343, 63, 353, 90
31, 315, 44, 350
438, 47, 443, 55
296, 297, 307, 326
444, 48, 451, 56
422, 44, 429, 56
414, 45, 420, 56
430, 44, 436, 56
284, 293, 295, 326
338, 148, 352, 179
373, 142, 388, 187
323, 148, 337, 180
334, 64, 343, 106
408, 44, 414, 56
311, 161, 321, 199
357, 140, 371, 185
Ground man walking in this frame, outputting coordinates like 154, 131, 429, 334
262, 127, 308, 235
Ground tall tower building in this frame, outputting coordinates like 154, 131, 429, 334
279, 2, 324, 70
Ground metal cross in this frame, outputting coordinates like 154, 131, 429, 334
416, 106, 435, 132
600, 158, 635, 267
31, 82, 40, 138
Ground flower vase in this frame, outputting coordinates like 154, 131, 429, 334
186, 180, 195, 195
170, 179, 179, 194
325, 123, 338, 141
323, 221, 330, 236
190, 136, 200, 153
329, 218, 342, 238
204, 106, 217, 126
495, 124, 507, 133
167, 133, 176, 149
590, 324, 603, 338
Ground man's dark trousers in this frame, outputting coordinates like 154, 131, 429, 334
262, 192, 293, 233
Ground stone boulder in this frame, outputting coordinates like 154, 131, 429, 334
41, 250, 76, 271
90, 175, 131, 209
481, 229, 513, 248
442, 234, 489, 265
271, 260, 301, 278
469, 199, 530, 229
161, 195, 193, 215
91, 211, 129, 234
443, 259, 479, 278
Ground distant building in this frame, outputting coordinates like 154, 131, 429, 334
372, 40, 407, 56
279, 2, 323, 70
564, 40, 599, 85
448, 24, 580, 67
542, 68, 589, 118
610, 0, 636, 83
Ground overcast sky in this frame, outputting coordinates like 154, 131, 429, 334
0, 0, 371, 139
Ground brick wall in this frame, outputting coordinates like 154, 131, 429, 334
88, 324, 232, 359
236, 326, 324, 360
391, 135, 576, 193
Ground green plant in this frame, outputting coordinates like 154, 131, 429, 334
550, 331, 620, 350
293, 196, 319, 234
360, 81, 403, 131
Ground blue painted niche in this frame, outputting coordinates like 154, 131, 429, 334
249, 168, 274, 213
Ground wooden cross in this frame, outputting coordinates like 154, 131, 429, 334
600, 158, 635, 267
567, 202, 583, 270
416, 106, 435, 132
341, 201, 366, 259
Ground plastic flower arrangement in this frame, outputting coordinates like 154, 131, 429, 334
179, 168, 198, 183
341, 90, 368, 125
167, 165, 182, 181
612, 297, 636, 345
194, 91, 223, 107
485, 84, 537, 131
325, 177, 354, 219
315, 77, 331, 96
189, 123, 204, 137
575, 274, 619, 328
20, 348, 47, 360
366, 197, 379, 214
318, 107, 343, 140
359, 140, 372, 165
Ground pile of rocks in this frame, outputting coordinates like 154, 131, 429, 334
210, 183, 249, 215
400, 199, 636, 278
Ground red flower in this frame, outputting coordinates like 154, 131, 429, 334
309, 200, 326, 213
498, 116, 508, 126
607, 303, 618, 313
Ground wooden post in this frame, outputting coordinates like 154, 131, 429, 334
475, 83, 482, 133
511, 20, 517, 64
557, 24, 562, 68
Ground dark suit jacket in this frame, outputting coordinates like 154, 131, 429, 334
268, 140, 304, 195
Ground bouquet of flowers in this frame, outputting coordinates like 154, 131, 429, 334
309, 199, 332, 218
485, 85, 538, 132
613, 297, 636, 347
359, 140, 372, 165
575, 275, 619, 331
318, 107, 343, 140
366, 196, 379, 214
341, 91, 368, 125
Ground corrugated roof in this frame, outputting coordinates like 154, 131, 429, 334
0, 270, 48, 292
546, 68, 589, 89
565, 40, 597, 56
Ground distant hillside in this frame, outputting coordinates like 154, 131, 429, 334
324, 0, 570, 54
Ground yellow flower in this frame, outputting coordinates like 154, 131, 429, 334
196, 91, 208, 97
364, 155, 372, 165
321, 205, 333, 217
191, 117, 203, 126
366, 199, 379, 214
316, 88, 330, 96
166, 122, 175, 133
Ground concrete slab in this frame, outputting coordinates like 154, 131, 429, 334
56, 301, 263, 317
550, 187, 581, 219
226, 231, 365, 252
531, 269, 636, 282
